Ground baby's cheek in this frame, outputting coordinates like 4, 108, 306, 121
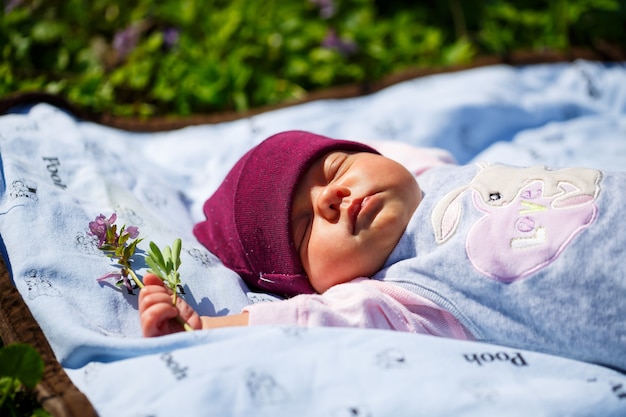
307, 268, 336, 293
308, 255, 355, 293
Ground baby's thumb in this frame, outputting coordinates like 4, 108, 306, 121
143, 273, 164, 287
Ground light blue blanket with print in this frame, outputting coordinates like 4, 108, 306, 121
1, 60, 625, 416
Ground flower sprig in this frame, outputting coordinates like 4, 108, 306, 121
89, 213, 193, 332
89, 213, 144, 293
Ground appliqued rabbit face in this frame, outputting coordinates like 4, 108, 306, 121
431, 164, 601, 282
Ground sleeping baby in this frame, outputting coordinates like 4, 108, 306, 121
138, 130, 626, 372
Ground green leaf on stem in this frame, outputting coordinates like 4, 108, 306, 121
148, 241, 165, 269
172, 238, 182, 270
146, 239, 183, 296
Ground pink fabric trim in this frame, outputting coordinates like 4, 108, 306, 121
363, 140, 456, 176
243, 278, 472, 340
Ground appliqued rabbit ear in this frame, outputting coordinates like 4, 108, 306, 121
431, 186, 466, 244
549, 168, 602, 208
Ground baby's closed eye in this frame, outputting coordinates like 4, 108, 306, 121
324, 153, 349, 183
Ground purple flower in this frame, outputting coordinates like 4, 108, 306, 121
321, 28, 358, 56
89, 212, 143, 294
125, 225, 139, 239
163, 27, 180, 50
310, 0, 335, 19
113, 24, 141, 59
96, 271, 134, 293
88, 213, 117, 247
4, 0, 24, 13
96, 271, 122, 282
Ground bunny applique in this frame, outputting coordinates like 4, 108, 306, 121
431, 163, 602, 283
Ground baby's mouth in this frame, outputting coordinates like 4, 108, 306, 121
348, 194, 380, 234
348, 197, 364, 234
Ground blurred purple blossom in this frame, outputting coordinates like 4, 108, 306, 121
4, 0, 24, 13
113, 24, 141, 59
163, 27, 180, 49
321, 28, 358, 56
310, 0, 335, 19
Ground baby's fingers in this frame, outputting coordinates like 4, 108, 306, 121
143, 273, 166, 287
140, 302, 179, 337
138, 286, 171, 312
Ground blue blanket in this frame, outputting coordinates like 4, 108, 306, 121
1, 60, 625, 416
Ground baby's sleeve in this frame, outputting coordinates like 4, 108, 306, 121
243, 282, 406, 329
242, 278, 472, 339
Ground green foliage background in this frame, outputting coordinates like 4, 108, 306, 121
0, 342, 48, 417
1, 0, 624, 117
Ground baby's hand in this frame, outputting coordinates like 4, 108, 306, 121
139, 273, 202, 337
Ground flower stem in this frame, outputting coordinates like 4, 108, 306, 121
176, 315, 194, 332
127, 268, 144, 289
168, 292, 193, 332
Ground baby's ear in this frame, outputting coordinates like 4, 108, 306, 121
431, 186, 466, 244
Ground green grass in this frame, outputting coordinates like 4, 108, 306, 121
1, 0, 624, 117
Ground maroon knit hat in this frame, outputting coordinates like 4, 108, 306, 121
193, 130, 379, 297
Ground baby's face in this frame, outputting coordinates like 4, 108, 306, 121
291, 151, 421, 293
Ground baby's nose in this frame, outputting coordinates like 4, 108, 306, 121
317, 184, 349, 221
